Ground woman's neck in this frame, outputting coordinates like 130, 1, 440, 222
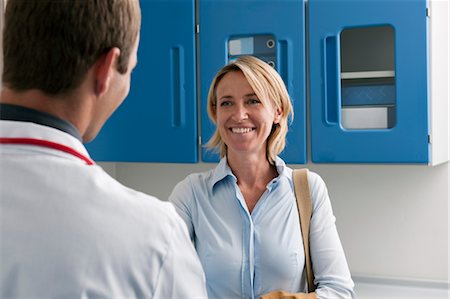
227, 151, 278, 188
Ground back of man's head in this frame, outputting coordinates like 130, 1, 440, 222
2, 0, 141, 96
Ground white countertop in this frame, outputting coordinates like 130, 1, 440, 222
353, 276, 449, 299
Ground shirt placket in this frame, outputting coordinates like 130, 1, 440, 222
235, 183, 273, 299
233, 184, 253, 299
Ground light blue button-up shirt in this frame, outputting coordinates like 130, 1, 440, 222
169, 157, 355, 299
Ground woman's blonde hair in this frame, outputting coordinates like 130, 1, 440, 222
206, 56, 293, 164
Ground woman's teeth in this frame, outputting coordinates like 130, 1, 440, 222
231, 128, 254, 134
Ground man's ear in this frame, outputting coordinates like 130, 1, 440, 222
94, 47, 121, 96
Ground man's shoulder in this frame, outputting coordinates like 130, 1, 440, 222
80, 165, 182, 229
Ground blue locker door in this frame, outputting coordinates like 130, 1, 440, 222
86, 0, 197, 163
309, 0, 429, 163
200, 0, 306, 163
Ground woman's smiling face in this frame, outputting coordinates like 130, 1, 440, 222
215, 70, 282, 159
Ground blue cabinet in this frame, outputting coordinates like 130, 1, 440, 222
199, 0, 307, 164
86, 0, 198, 163
309, 0, 430, 163
87, 0, 448, 165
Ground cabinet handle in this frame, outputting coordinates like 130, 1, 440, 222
323, 36, 340, 125
171, 46, 185, 127
278, 39, 289, 88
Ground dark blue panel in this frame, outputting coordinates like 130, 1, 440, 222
309, 0, 429, 163
342, 84, 396, 107
200, 0, 307, 164
86, 0, 197, 162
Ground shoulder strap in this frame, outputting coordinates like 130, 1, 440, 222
292, 168, 315, 293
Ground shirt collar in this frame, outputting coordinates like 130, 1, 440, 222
0, 103, 82, 142
273, 156, 292, 181
209, 155, 292, 193
209, 157, 236, 193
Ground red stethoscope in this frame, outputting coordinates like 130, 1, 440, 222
0, 137, 95, 165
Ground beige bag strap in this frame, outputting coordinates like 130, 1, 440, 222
293, 168, 315, 293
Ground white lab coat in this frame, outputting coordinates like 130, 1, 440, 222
0, 120, 207, 298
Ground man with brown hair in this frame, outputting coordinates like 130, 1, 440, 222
0, 1, 207, 297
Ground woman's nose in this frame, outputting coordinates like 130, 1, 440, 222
231, 104, 248, 121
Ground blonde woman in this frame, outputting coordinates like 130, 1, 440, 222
169, 56, 355, 299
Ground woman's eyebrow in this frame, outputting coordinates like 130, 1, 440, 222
218, 93, 257, 100
218, 95, 233, 100
244, 93, 257, 97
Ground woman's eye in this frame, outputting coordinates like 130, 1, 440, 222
219, 100, 232, 107
247, 99, 260, 105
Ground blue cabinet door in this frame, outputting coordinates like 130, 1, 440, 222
199, 0, 307, 163
86, 0, 197, 163
309, 0, 429, 163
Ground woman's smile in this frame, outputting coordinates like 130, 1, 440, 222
230, 127, 255, 134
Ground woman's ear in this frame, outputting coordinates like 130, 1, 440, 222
94, 47, 121, 96
273, 107, 283, 124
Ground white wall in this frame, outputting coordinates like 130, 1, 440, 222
108, 162, 449, 284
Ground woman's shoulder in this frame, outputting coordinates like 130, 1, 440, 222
304, 170, 333, 214
306, 169, 326, 188
288, 167, 326, 188
169, 167, 216, 204
174, 158, 231, 192
289, 167, 330, 209
176, 168, 215, 189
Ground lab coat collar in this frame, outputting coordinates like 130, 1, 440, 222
0, 119, 91, 162
0, 103, 82, 142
